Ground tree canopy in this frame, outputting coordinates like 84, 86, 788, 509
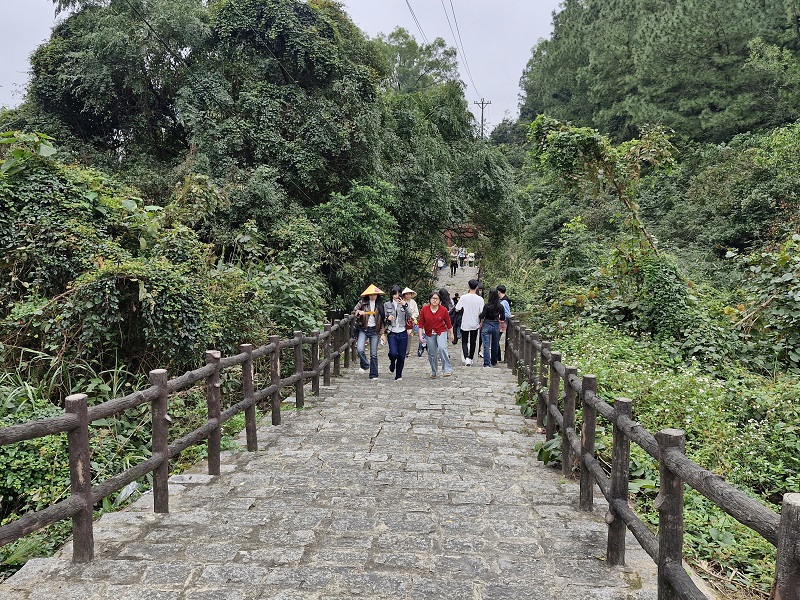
520, 0, 797, 142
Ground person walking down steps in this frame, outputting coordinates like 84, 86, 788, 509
353, 284, 385, 379
384, 285, 414, 382
479, 289, 505, 367
455, 279, 484, 366
402, 287, 419, 358
418, 290, 454, 378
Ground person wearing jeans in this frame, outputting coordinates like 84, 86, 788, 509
479, 289, 505, 367
418, 291, 454, 378
353, 284, 386, 379
356, 326, 380, 377
384, 285, 414, 381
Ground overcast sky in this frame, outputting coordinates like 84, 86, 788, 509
0, 0, 561, 129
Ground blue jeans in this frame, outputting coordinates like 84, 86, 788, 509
427, 331, 452, 376
357, 327, 379, 378
387, 331, 409, 380
481, 321, 500, 366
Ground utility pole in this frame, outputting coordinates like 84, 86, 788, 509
473, 98, 491, 138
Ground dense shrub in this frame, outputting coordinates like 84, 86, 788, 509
548, 322, 787, 593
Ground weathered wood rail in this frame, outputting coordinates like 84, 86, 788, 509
505, 318, 800, 600
0, 314, 357, 562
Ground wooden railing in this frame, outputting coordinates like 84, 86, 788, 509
505, 318, 800, 600
0, 313, 357, 563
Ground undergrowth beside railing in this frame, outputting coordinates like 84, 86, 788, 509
0, 314, 356, 576
506, 317, 800, 600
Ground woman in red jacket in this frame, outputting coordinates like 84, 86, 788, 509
418, 290, 454, 378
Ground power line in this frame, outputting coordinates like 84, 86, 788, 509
439, 0, 463, 86
447, 0, 481, 98
404, 0, 429, 44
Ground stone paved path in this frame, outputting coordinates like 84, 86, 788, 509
1, 267, 658, 599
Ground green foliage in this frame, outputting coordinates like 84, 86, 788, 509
640, 130, 799, 254
638, 255, 691, 339
533, 321, 792, 593
0, 131, 337, 379
534, 436, 561, 467
528, 116, 674, 256
207, 261, 325, 352
0, 406, 69, 518
731, 234, 800, 374
0, 131, 56, 176
514, 381, 535, 418
520, 0, 794, 142
311, 184, 399, 307
375, 27, 459, 94
552, 217, 601, 284
28, 0, 204, 158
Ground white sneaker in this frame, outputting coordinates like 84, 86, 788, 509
478, 350, 483, 358
358, 368, 367, 374
466, 358, 472, 366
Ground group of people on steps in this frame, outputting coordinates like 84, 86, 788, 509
351, 279, 511, 381
447, 245, 474, 277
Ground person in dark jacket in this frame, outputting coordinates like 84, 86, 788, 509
478, 289, 505, 367
496, 284, 512, 362
451, 293, 462, 344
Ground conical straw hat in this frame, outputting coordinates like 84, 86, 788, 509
401, 287, 417, 298
360, 284, 384, 296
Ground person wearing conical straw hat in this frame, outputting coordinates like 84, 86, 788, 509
353, 284, 386, 379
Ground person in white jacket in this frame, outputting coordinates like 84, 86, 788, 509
454, 279, 484, 366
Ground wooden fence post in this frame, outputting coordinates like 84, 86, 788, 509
333, 319, 342, 377
311, 330, 320, 396
507, 320, 516, 373
775, 493, 800, 600
294, 332, 305, 409
580, 375, 597, 512
562, 365, 578, 477
608, 398, 632, 566
343, 318, 351, 369
240, 344, 257, 452
546, 351, 561, 441
655, 428, 686, 600
148, 369, 169, 513
538, 341, 550, 430
323, 324, 332, 387
65, 393, 94, 563
530, 332, 540, 392
350, 318, 358, 365
518, 327, 527, 384
270, 335, 281, 426
205, 350, 222, 476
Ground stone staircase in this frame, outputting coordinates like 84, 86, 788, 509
0, 266, 659, 599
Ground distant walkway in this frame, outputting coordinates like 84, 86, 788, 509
1, 270, 658, 599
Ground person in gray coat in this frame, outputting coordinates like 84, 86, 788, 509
383, 284, 415, 381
